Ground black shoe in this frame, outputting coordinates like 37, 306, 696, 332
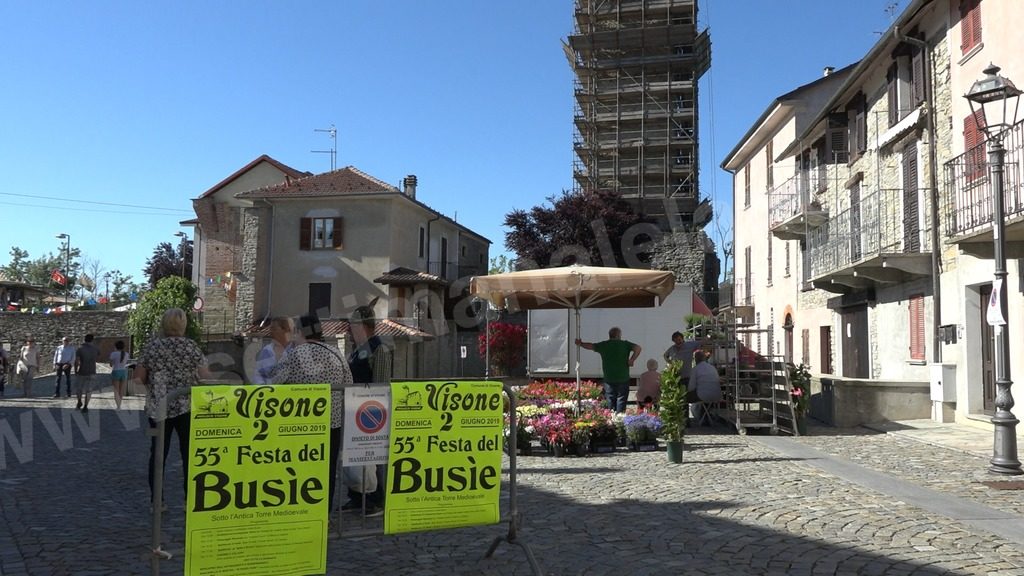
53, 393, 60, 398
364, 505, 383, 518
81, 406, 88, 414
76, 401, 82, 410
340, 500, 361, 512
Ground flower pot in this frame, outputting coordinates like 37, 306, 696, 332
518, 443, 533, 456
628, 440, 658, 452
590, 439, 616, 454
552, 444, 567, 457
666, 440, 684, 463
574, 442, 589, 457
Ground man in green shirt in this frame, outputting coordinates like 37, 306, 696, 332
576, 327, 641, 413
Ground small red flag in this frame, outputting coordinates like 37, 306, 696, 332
50, 269, 67, 286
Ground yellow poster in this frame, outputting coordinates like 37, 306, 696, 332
186, 384, 331, 576
385, 380, 504, 535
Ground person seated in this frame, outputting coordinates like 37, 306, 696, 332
636, 358, 661, 410
686, 350, 722, 426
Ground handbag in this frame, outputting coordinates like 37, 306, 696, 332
16, 359, 27, 375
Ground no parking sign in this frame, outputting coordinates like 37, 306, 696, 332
343, 386, 391, 465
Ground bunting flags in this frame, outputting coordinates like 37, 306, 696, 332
79, 273, 95, 291
50, 269, 67, 286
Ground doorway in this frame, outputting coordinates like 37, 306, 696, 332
980, 284, 995, 413
783, 313, 794, 364
841, 305, 869, 378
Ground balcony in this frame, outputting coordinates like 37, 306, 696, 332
943, 119, 1024, 258
806, 188, 933, 294
768, 172, 829, 240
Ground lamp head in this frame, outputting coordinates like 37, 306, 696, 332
965, 63, 1022, 138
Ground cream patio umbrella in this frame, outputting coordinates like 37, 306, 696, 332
470, 264, 676, 412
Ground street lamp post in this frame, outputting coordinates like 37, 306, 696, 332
55, 233, 71, 310
174, 231, 188, 280
966, 63, 1023, 475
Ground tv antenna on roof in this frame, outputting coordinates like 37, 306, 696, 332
885, 1, 900, 22
312, 124, 337, 171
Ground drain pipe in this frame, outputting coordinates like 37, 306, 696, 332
895, 25, 942, 363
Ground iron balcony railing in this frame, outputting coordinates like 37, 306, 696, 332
806, 187, 933, 279
944, 118, 1024, 238
733, 276, 755, 307
769, 171, 816, 229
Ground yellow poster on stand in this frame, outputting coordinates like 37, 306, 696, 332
186, 384, 331, 576
385, 380, 504, 535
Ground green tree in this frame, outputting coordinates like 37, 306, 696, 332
126, 276, 201, 351
2, 247, 30, 281
488, 254, 513, 275
144, 240, 192, 288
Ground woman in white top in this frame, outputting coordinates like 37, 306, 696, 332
17, 336, 41, 398
108, 340, 130, 409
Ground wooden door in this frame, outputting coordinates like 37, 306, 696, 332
981, 284, 996, 413
841, 305, 869, 379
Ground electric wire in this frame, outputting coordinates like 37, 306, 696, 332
0, 191, 190, 213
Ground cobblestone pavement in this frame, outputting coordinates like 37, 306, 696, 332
3, 394, 1024, 575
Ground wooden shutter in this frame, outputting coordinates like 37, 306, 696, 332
801, 328, 810, 367
766, 140, 774, 190
332, 217, 344, 249
909, 294, 925, 361
744, 165, 751, 207
960, 0, 982, 54
819, 326, 832, 374
827, 114, 849, 164
902, 143, 921, 252
964, 111, 986, 182
911, 46, 925, 106
299, 217, 311, 250
887, 64, 899, 127
767, 233, 773, 286
856, 96, 867, 153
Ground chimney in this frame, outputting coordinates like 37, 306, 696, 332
823, 66, 835, 77
403, 175, 417, 199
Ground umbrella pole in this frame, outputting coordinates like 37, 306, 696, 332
575, 307, 582, 416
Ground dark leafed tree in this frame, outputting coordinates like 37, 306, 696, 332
503, 189, 659, 269
144, 241, 192, 288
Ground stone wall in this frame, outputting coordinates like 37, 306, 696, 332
650, 230, 718, 294
0, 311, 129, 373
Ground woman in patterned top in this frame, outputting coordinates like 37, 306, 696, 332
134, 308, 211, 507
271, 314, 353, 513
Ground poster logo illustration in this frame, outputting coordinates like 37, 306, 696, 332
394, 384, 424, 410
195, 390, 230, 418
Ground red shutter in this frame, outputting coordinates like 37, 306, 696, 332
332, 217, 344, 249
299, 217, 311, 250
909, 295, 925, 361
965, 111, 986, 181
960, 0, 982, 54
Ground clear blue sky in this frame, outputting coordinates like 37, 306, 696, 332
0, 1, 903, 288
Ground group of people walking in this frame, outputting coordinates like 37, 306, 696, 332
2, 334, 131, 410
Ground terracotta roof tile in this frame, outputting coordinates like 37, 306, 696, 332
235, 166, 400, 199
374, 267, 447, 286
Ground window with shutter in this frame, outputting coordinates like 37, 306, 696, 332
743, 165, 751, 207
827, 114, 849, 164
744, 246, 752, 305
902, 143, 921, 252
332, 217, 343, 249
784, 242, 791, 277
299, 217, 312, 250
960, 0, 982, 55
767, 233, 773, 287
909, 294, 925, 361
766, 141, 774, 190
965, 111, 987, 182
887, 64, 900, 127
856, 96, 867, 154
801, 328, 810, 367
911, 46, 925, 106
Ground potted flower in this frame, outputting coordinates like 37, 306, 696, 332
789, 363, 812, 435
659, 359, 687, 463
572, 421, 593, 456
588, 412, 618, 453
623, 413, 663, 451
